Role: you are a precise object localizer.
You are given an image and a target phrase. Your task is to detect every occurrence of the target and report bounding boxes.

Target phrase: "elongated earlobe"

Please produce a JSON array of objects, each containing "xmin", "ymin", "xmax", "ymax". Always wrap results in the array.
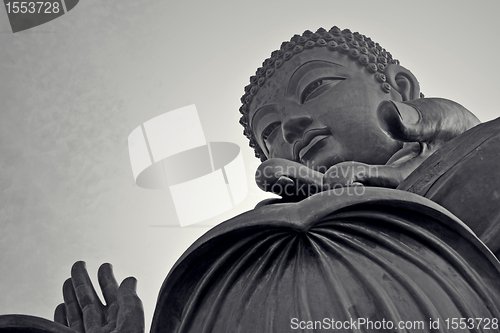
[{"xmin": 384, "ymin": 64, "xmax": 420, "ymax": 101}]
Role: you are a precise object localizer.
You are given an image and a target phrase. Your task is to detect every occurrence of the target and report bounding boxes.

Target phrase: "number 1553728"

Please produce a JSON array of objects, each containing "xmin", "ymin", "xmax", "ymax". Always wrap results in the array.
[{"xmin": 5, "ymin": 2, "xmax": 60, "ymax": 14}]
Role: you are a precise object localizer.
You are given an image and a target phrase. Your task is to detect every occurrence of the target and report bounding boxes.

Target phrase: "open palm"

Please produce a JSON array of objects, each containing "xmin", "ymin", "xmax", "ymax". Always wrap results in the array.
[{"xmin": 54, "ymin": 261, "xmax": 144, "ymax": 333}]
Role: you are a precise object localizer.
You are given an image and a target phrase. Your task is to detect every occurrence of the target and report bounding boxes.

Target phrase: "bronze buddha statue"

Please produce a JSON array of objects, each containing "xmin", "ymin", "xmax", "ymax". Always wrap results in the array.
[
  {"xmin": 3, "ymin": 26, "xmax": 500, "ymax": 333},
  {"xmin": 241, "ymin": 27, "xmax": 479, "ymax": 196}
]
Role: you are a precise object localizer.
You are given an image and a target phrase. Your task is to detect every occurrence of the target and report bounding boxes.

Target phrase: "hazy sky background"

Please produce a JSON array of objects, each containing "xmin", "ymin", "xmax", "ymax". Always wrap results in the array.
[{"xmin": 1, "ymin": 0, "xmax": 499, "ymax": 330}]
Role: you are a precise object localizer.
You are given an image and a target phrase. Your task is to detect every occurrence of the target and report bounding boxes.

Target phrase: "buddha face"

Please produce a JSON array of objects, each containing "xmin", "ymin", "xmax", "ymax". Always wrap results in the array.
[{"xmin": 248, "ymin": 47, "xmax": 405, "ymax": 172}]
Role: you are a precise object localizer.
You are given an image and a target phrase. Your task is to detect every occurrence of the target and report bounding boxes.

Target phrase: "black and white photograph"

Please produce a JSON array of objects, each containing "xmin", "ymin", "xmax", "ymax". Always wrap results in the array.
[{"xmin": 1, "ymin": 0, "xmax": 500, "ymax": 332}]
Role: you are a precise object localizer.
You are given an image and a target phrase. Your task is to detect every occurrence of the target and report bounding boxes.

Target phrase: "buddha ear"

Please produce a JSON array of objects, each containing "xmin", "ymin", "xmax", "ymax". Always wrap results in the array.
[{"xmin": 384, "ymin": 64, "xmax": 421, "ymax": 101}]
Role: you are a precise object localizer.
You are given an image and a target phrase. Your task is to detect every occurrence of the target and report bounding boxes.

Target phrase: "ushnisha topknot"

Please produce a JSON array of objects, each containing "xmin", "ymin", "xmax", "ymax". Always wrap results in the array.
[{"xmin": 239, "ymin": 26, "xmax": 403, "ymax": 162}]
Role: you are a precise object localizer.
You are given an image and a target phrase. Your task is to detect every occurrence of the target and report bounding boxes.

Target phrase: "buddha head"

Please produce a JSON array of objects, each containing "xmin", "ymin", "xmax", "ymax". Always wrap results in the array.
[{"xmin": 239, "ymin": 27, "xmax": 421, "ymax": 172}]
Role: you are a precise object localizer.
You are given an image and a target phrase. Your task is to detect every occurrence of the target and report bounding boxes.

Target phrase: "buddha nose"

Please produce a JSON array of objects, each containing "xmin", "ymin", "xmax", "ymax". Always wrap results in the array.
[{"xmin": 282, "ymin": 115, "xmax": 313, "ymax": 143}]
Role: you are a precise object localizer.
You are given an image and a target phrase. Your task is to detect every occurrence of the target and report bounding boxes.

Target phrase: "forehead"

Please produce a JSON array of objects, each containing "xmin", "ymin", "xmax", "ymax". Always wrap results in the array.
[{"xmin": 247, "ymin": 47, "xmax": 366, "ymax": 120}]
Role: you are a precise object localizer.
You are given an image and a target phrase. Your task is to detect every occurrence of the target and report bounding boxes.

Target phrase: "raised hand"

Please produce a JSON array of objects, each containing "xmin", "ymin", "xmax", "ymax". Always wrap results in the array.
[{"xmin": 54, "ymin": 261, "xmax": 144, "ymax": 333}]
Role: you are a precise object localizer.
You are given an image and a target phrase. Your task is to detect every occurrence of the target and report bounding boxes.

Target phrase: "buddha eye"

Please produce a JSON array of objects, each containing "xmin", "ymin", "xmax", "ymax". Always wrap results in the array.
[
  {"xmin": 262, "ymin": 121, "xmax": 281, "ymax": 141},
  {"xmin": 261, "ymin": 121, "xmax": 281, "ymax": 153},
  {"xmin": 301, "ymin": 78, "xmax": 345, "ymax": 104}
]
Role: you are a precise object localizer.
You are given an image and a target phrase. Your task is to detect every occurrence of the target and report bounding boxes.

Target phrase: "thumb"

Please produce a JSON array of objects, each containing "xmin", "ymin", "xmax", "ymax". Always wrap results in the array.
[
  {"xmin": 255, "ymin": 158, "xmax": 323, "ymax": 192},
  {"xmin": 113, "ymin": 277, "xmax": 144, "ymax": 333},
  {"xmin": 377, "ymin": 98, "xmax": 479, "ymax": 144}
]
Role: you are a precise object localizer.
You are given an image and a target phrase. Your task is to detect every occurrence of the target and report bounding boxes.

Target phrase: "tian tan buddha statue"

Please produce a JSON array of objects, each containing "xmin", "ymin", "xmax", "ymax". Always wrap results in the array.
[{"xmin": 3, "ymin": 26, "xmax": 500, "ymax": 333}]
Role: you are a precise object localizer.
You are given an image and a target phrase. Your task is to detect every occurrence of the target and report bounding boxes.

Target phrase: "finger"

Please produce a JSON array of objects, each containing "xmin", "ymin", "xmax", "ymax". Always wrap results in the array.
[
  {"xmin": 62, "ymin": 278, "xmax": 84, "ymax": 333},
  {"xmin": 98, "ymin": 263, "xmax": 119, "ymax": 326},
  {"xmin": 256, "ymin": 158, "xmax": 323, "ymax": 192},
  {"xmin": 377, "ymin": 98, "xmax": 479, "ymax": 144},
  {"xmin": 255, "ymin": 159, "xmax": 285, "ymax": 192},
  {"xmin": 294, "ymin": 176, "xmax": 322, "ymax": 197},
  {"xmin": 270, "ymin": 175, "xmax": 295, "ymax": 196},
  {"xmin": 353, "ymin": 165, "xmax": 403, "ymax": 188},
  {"xmin": 322, "ymin": 162, "xmax": 360, "ymax": 189},
  {"xmin": 115, "ymin": 277, "xmax": 145, "ymax": 333},
  {"xmin": 71, "ymin": 261, "xmax": 104, "ymax": 331},
  {"xmin": 98, "ymin": 263, "xmax": 119, "ymax": 306},
  {"xmin": 54, "ymin": 303, "xmax": 68, "ymax": 327}
]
